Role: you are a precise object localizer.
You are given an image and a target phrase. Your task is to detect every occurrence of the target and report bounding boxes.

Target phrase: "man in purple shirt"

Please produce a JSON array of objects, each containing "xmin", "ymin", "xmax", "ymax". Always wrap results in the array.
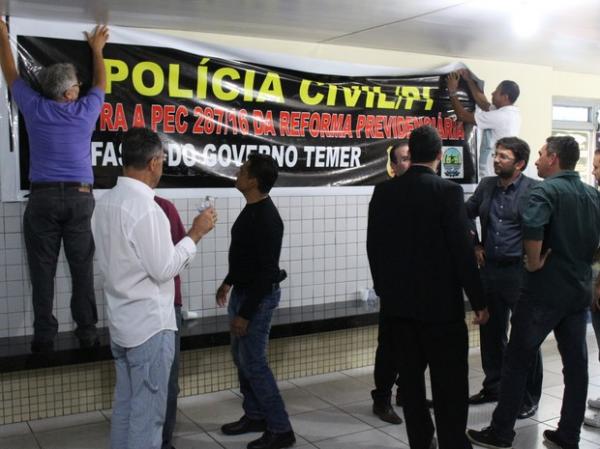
[
  {"xmin": 154, "ymin": 196, "xmax": 186, "ymax": 449},
  {"xmin": 0, "ymin": 20, "xmax": 109, "ymax": 352}
]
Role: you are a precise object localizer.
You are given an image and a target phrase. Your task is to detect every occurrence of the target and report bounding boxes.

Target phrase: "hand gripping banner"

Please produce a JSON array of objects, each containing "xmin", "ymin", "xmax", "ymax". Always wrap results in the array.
[{"xmin": 7, "ymin": 19, "xmax": 477, "ymax": 190}]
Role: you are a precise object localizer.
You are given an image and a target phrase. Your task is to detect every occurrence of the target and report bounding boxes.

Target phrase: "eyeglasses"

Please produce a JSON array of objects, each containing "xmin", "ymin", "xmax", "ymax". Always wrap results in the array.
[
  {"xmin": 493, "ymin": 152, "xmax": 515, "ymax": 162},
  {"xmin": 72, "ymin": 81, "xmax": 82, "ymax": 88}
]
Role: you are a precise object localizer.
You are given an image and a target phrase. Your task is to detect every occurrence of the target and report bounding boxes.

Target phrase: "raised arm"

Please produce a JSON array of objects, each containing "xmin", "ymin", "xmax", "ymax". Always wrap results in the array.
[
  {"xmin": 85, "ymin": 25, "xmax": 109, "ymax": 91},
  {"xmin": 0, "ymin": 19, "xmax": 18, "ymax": 88},
  {"xmin": 459, "ymin": 69, "xmax": 491, "ymax": 111},
  {"xmin": 447, "ymin": 72, "xmax": 476, "ymax": 125}
]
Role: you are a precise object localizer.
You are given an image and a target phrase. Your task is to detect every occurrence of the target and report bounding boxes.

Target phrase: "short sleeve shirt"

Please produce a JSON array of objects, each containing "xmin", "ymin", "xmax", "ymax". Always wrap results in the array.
[{"xmin": 11, "ymin": 78, "xmax": 104, "ymax": 183}]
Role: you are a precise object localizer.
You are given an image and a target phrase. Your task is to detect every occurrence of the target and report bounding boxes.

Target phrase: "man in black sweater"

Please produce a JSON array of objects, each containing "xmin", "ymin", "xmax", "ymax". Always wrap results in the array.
[
  {"xmin": 367, "ymin": 125, "xmax": 488, "ymax": 449},
  {"xmin": 216, "ymin": 154, "xmax": 294, "ymax": 449}
]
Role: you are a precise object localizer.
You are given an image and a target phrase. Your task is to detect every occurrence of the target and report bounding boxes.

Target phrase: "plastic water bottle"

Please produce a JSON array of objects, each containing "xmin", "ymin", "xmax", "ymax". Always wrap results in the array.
[
  {"xmin": 197, "ymin": 195, "xmax": 215, "ymax": 213},
  {"xmin": 360, "ymin": 288, "xmax": 379, "ymax": 312}
]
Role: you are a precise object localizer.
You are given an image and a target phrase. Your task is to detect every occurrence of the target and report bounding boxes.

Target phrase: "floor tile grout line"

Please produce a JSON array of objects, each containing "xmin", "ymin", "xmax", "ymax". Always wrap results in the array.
[
  {"xmin": 203, "ymin": 428, "xmax": 228, "ymax": 449},
  {"xmin": 26, "ymin": 415, "xmax": 109, "ymax": 437}
]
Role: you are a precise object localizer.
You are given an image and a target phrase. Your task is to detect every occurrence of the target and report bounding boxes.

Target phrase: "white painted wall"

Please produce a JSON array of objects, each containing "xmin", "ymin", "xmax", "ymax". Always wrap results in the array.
[{"xmin": 1, "ymin": 28, "xmax": 599, "ymax": 338}]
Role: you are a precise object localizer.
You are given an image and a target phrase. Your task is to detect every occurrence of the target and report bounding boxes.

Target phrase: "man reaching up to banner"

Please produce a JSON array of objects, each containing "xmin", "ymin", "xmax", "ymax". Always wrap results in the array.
[
  {"xmin": 447, "ymin": 70, "xmax": 521, "ymax": 179},
  {"xmin": 0, "ymin": 19, "xmax": 108, "ymax": 352}
]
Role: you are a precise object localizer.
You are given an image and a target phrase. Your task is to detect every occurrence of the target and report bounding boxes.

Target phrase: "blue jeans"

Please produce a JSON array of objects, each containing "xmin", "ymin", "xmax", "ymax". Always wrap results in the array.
[
  {"xmin": 228, "ymin": 287, "xmax": 292, "ymax": 433},
  {"xmin": 491, "ymin": 297, "xmax": 588, "ymax": 445},
  {"xmin": 479, "ymin": 262, "xmax": 542, "ymax": 408},
  {"xmin": 111, "ymin": 330, "xmax": 175, "ymax": 449},
  {"xmin": 23, "ymin": 185, "xmax": 97, "ymax": 343},
  {"xmin": 162, "ymin": 306, "xmax": 182, "ymax": 449}
]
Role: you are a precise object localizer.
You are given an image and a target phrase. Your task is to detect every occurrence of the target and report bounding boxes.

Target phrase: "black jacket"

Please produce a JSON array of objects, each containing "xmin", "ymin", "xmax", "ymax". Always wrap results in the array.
[
  {"xmin": 367, "ymin": 165, "xmax": 485, "ymax": 322},
  {"xmin": 465, "ymin": 174, "xmax": 538, "ymax": 246}
]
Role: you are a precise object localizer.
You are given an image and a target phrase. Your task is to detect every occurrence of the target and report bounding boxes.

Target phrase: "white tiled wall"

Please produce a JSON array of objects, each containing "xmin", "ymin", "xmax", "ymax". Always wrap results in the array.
[{"xmin": 0, "ymin": 194, "xmax": 373, "ymax": 338}]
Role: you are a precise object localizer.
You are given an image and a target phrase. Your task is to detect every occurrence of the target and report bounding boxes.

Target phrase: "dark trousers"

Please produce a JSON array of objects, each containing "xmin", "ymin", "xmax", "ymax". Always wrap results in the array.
[
  {"xmin": 372, "ymin": 313, "xmax": 400, "ymax": 406},
  {"xmin": 23, "ymin": 186, "xmax": 97, "ymax": 343},
  {"xmin": 162, "ymin": 305, "xmax": 182, "ymax": 449},
  {"xmin": 392, "ymin": 318, "xmax": 472, "ymax": 449},
  {"xmin": 592, "ymin": 307, "xmax": 600, "ymax": 363},
  {"xmin": 479, "ymin": 262, "xmax": 542, "ymax": 407},
  {"xmin": 228, "ymin": 287, "xmax": 292, "ymax": 433},
  {"xmin": 491, "ymin": 298, "xmax": 588, "ymax": 444}
]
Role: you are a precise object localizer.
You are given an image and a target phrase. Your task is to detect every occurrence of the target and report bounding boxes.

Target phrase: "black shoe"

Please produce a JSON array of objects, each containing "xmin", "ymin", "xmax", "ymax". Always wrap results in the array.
[
  {"xmin": 466, "ymin": 426, "xmax": 512, "ymax": 448},
  {"xmin": 247, "ymin": 430, "xmax": 296, "ymax": 449},
  {"xmin": 517, "ymin": 403, "xmax": 538, "ymax": 420},
  {"xmin": 543, "ymin": 430, "xmax": 579, "ymax": 449},
  {"xmin": 78, "ymin": 335, "xmax": 100, "ymax": 349},
  {"xmin": 395, "ymin": 395, "xmax": 433, "ymax": 408},
  {"xmin": 469, "ymin": 390, "xmax": 498, "ymax": 405},
  {"xmin": 31, "ymin": 339, "xmax": 54, "ymax": 353},
  {"xmin": 372, "ymin": 404, "xmax": 403, "ymax": 424},
  {"xmin": 221, "ymin": 416, "xmax": 267, "ymax": 435}
]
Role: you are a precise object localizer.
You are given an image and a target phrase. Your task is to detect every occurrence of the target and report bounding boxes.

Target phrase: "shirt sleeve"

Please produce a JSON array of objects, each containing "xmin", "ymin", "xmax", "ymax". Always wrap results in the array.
[
  {"xmin": 130, "ymin": 208, "xmax": 196, "ymax": 284},
  {"xmin": 77, "ymin": 87, "xmax": 105, "ymax": 127},
  {"xmin": 474, "ymin": 105, "xmax": 503, "ymax": 130},
  {"xmin": 367, "ymin": 183, "xmax": 384, "ymax": 296},
  {"xmin": 442, "ymin": 183, "xmax": 485, "ymax": 311},
  {"xmin": 522, "ymin": 185, "xmax": 553, "ymax": 241},
  {"xmin": 464, "ymin": 180, "xmax": 486, "ymax": 245},
  {"xmin": 10, "ymin": 78, "xmax": 40, "ymax": 117},
  {"xmin": 156, "ymin": 197, "xmax": 187, "ymax": 245}
]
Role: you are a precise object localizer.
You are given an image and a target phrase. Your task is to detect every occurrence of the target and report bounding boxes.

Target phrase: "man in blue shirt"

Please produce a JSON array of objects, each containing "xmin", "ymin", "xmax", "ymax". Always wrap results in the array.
[
  {"xmin": 0, "ymin": 20, "xmax": 108, "ymax": 352},
  {"xmin": 465, "ymin": 137, "xmax": 542, "ymax": 420}
]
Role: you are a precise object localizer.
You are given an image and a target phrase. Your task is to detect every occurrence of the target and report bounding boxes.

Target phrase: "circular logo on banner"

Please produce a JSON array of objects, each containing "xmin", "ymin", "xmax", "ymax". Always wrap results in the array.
[{"xmin": 442, "ymin": 146, "xmax": 463, "ymax": 179}]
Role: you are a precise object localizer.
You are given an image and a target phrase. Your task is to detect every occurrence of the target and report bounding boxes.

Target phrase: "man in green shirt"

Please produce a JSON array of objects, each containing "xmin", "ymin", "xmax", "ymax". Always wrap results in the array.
[{"xmin": 468, "ymin": 136, "xmax": 600, "ymax": 449}]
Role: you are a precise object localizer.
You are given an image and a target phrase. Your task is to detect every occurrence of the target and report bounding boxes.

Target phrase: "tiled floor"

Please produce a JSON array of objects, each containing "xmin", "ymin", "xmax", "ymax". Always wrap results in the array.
[{"xmin": 2, "ymin": 331, "xmax": 600, "ymax": 449}]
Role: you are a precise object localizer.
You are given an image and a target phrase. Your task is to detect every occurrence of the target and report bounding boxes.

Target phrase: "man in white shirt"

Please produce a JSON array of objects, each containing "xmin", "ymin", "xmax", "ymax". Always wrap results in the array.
[
  {"xmin": 447, "ymin": 70, "xmax": 521, "ymax": 178},
  {"xmin": 92, "ymin": 127, "xmax": 216, "ymax": 449}
]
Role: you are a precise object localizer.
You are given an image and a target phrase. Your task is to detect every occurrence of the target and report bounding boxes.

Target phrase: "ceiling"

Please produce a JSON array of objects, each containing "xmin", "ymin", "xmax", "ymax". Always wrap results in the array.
[{"xmin": 2, "ymin": 0, "xmax": 600, "ymax": 75}]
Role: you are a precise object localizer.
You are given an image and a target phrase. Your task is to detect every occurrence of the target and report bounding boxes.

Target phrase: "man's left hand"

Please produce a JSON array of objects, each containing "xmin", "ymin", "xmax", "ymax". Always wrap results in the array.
[
  {"xmin": 85, "ymin": 25, "xmax": 109, "ymax": 53},
  {"xmin": 524, "ymin": 248, "xmax": 552, "ymax": 272},
  {"xmin": 472, "ymin": 307, "xmax": 489, "ymax": 325},
  {"xmin": 230, "ymin": 316, "xmax": 249, "ymax": 336}
]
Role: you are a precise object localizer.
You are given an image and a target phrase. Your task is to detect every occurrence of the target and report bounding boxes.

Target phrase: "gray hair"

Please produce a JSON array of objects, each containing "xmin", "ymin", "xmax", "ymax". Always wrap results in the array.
[{"xmin": 38, "ymin": 63, "xmax": 78, "ymax": 100}]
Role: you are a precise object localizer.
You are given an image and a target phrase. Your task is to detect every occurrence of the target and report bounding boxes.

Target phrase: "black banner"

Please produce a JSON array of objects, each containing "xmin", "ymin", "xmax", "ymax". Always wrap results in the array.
[{"xmin": 16, "ymin": 35, "xmax": 476, "ymax": 189}]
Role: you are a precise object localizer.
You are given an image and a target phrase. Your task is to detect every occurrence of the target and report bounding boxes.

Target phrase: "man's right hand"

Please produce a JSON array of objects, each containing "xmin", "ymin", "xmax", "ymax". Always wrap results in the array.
[
  {"xmin": 187, "ymin": 206, "xmax": 216, "ymax": 243},
  {"xmin": 472, "ymin": 307, "xmax": 489, "ymax": 326},
  {"xmin": 85, "ymin": 25, "xmax": 109, "ymax": 53},
  {"xmin": 458, "ymin": 68, "xmax": 471, "ymax": 81},
  {"xmin": 216, "ymin": 283, "xmax": 231, "ymax": 307},
  {"xmin": 474, "ymin": 245, "xmax": 485, "ymax": 268}
]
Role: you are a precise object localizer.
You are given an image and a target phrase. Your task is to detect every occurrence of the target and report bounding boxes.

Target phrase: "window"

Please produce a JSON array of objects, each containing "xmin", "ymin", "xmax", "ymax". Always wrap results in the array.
[{"xmin": 552, "ymin": 101, "xmax": 600, "ymax": 186}]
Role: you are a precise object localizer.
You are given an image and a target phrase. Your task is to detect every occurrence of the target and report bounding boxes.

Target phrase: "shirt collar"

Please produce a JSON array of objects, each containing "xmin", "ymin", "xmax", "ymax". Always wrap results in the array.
[
  {"xmin": 408, "ymin": 164, "xmax": 436, "ymax": 175},
  {"xmin": 116, "ymin": 176, "xmax": 155, "ymax": 199},
  {"xmin": 545, "ymin": 170, "xmax": 580, "ymax": 181},
  {"xmin": 496, "ymin": 172, "xmax": 523, "ymax": 191}
]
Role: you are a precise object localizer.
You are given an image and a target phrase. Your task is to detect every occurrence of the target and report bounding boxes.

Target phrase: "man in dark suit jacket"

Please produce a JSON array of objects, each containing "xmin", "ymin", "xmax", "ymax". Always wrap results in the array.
[
  {"xmin": 465, "ymin": 137, "xmax": 542, "ymax": 420},
  {"xmin": 367, "ymin": 125, "xmax": 488, "ymax": 449}
]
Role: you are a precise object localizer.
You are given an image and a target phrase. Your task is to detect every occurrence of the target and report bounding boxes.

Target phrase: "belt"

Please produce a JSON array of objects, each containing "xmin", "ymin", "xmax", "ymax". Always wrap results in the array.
[
  {"xmin": 30, "ymin": 182, "xmax": 92, "ymax": 191},
  {"xmin": 487, "ymin": 257, "xmax": 522, "ymax": 267}
]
